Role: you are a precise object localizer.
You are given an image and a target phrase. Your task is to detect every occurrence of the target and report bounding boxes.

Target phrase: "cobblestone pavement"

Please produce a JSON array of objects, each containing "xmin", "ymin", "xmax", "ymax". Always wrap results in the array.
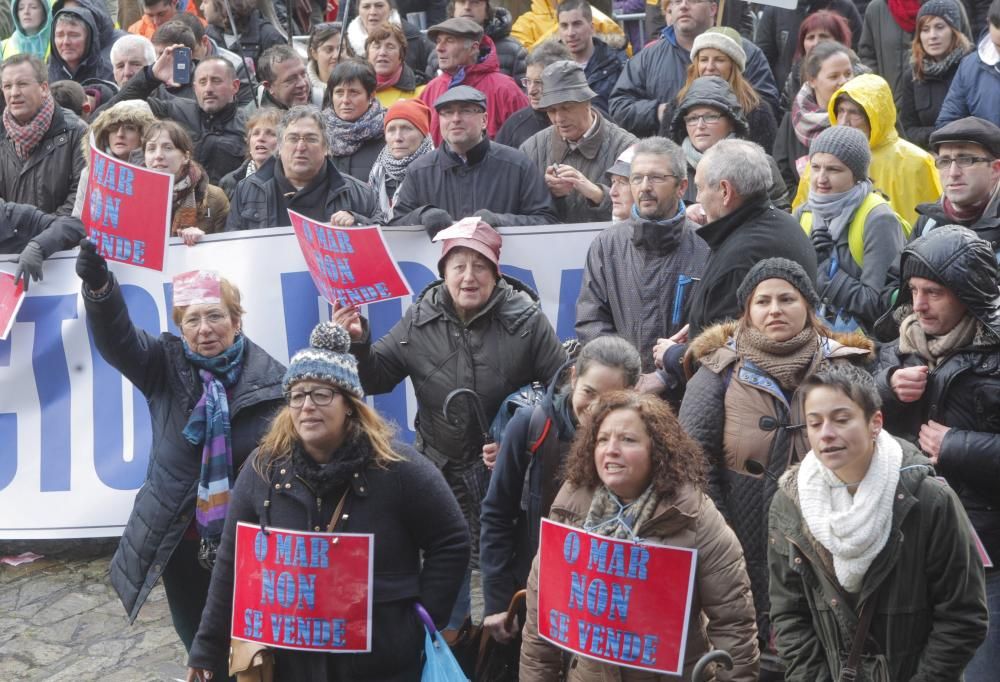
[{"xmin": 0, "ymin": 539, "xmax": 485, "ymax": 682}]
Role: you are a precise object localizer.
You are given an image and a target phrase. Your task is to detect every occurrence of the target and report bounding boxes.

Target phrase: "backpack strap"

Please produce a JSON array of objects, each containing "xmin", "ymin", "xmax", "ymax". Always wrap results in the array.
[{"xmin": 528, "ymin": 409, "xmax": 553, "ymax": 455}]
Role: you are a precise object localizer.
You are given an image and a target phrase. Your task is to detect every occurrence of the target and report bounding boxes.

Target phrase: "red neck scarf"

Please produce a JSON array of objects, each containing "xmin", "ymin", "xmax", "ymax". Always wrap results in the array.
[
  {"xmin": 888, "ymin": 0, "xmax": 921, "ymax": 33},
  {"xmin": 375, "ymin": 64, "xmax": 403, "ymax": 91},
  {"xmin": 943, "ymin": 195, "xmax": 990, "ymax": 224}
]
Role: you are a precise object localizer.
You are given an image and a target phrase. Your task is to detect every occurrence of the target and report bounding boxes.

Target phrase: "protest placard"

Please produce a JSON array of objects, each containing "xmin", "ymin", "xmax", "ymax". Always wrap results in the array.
[
  {"xmin": 537, "ymin": 518, "xmax": 697, "ymax": 676},
  {"xmin": 0, "ymin": 272, "xmax": 25, "ymax": 340},
  {"xmin": 289, "ymin": 210, "xmax": 412, "ymax": 307},
  {"xmin": 231, "ymin": 522, "xmax": 374, "ymax": 652},
  {"xmin": 81, "ymin": 142, "xmax": 173, "ymax": 271}
]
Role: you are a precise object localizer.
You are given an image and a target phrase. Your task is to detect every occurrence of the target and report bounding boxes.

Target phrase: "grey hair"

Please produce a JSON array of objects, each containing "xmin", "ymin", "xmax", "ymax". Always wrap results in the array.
[
  {"xmin": 110, "ymin": 34, "xmax": 156, "ymax": 65},
  {"xmin": 277, "ymin": 105, "xmax": 330, "ymax": 151},
  {"xmin": 699, "ymin": 139, "xmax": 771, "ymax": 197},
  {"xmin": 803, "ymin": 363, "xmax": 882, "ymax": 419},
  {"xmin": 526, "ymin": 39, "xmax": 572, "ymax": 68},
  {"xmin": 631, "ymin": 136, "xmax": 685, "ymax": 179}
]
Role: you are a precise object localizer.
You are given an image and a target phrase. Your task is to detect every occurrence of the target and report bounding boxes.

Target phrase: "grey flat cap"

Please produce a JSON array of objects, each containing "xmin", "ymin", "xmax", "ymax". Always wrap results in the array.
[
  {"xmin": 427, "ymin": 17, "xmax": 484, "ymax": 42},
  {"xmin": 433, "ymin": 85, "xmax": 487, "ymax": 111}
]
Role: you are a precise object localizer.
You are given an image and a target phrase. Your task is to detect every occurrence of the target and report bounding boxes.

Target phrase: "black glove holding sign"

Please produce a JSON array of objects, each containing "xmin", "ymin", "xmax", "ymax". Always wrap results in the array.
[
  {"xmin": 13, "ymin": 241, "xmax": 44, "ymax": 291},
  {"xmin": 75, "ymin": 238, "xmax": 110, "ymax": 292}
]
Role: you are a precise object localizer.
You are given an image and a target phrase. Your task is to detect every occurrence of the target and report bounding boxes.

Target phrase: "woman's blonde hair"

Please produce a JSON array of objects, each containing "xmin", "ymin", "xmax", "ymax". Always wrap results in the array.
[
  {"xmin": 254, "ymin": 390, "xmax": 403, "ymax": 478},
  {"xmin": 676, "ymin": 55, "xmax": 760, "ymax": 114}
]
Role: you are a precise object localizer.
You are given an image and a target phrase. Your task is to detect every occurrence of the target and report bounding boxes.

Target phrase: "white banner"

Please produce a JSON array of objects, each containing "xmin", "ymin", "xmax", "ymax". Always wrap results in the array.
[{"xmin": 0, "ymin": 223, "xmax": 606, "ymax": 539}]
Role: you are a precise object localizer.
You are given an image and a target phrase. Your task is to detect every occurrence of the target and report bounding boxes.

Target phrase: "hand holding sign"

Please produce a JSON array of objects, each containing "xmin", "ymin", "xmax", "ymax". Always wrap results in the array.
[{"xmin": 331, "ymin": 300, "xmax": 363, "ymax": 341}]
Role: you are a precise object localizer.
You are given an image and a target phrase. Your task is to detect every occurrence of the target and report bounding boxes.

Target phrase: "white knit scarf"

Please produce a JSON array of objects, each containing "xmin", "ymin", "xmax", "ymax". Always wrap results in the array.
[{"xmin": 797, "ymin": 430, "xmax": 902, "ymax": 593}]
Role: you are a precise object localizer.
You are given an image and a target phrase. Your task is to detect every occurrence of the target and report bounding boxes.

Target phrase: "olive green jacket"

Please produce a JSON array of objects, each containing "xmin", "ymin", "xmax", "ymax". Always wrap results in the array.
[{"xmin": 767, "ymin": 441, "xmax": 988, "ymax": 681}]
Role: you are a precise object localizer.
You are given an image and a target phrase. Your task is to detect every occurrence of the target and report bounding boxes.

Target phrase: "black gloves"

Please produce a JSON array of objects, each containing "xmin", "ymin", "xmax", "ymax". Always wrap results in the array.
[
  {"xmin": 810, "ymin": 224, "xmax": 835, "ymax": 262},
  {"xmin": 14, "ymin": 241, "xmax": 44, "ymax": 291},
  {"xmin": 75, "ymin": 238, "xmax": 110, "ymax": 292},
  {"xmin": 473, "ymin": 209, "xmax": 502, "ymax": 228},
  {"xmin": 420, "ymin": 208, "xmax": 454, "ymax": 238}
]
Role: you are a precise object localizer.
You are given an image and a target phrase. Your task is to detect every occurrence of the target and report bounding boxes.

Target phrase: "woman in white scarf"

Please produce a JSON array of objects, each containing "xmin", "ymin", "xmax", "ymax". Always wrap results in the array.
[{"xmin": 767, "ymin": 363, "xmax": 988, "ymax": 681}]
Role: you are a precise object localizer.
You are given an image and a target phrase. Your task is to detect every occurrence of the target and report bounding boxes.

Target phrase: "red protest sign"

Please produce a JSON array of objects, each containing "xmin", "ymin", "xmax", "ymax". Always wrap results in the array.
[
  {"xmin": 81, "ymin": 142, "xmax": 173, "ymax": 271},
  {"xmin": 231, "ymin": 522, "xmax": 374, "ymax": 653},
  {"xmin": 537, "ymin": 518, "xmax": 697, "ymax": 676},
  {"xmin": 289, "ymin": 210, "xmax": 412, "ymax": 306},
  {"xmin": 0, "ymin": 272, "xmax": 26, "ymax": 340}
]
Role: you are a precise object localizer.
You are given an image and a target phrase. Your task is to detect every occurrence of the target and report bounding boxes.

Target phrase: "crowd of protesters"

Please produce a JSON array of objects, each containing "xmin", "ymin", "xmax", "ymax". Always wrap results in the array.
[{"xmin": 2, "ymin": 0, "xmax": 1000, "ymax": 679}]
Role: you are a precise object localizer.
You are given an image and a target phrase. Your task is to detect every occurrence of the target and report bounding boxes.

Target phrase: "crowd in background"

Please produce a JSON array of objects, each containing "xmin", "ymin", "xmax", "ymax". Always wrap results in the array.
[{"xmin": 2, "ymin": 0, "xmax": 1000, "ymax": 679}]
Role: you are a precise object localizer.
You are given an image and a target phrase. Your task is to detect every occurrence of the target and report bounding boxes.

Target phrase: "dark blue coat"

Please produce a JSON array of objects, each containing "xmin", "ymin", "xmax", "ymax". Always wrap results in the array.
[
  {"xmin": 83, "ymin": 277, "xmax": 286, "ymax": 623},
  {"xmin": 935, "ymin": 48, "xmax": 1000, "ymax": 129}
]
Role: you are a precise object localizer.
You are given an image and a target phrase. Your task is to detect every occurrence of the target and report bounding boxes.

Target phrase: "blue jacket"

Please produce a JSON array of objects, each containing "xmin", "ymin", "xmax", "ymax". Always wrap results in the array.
[
  {"xmin": 936, "ymin": 44, "xmax": 1000, "ymax": 128},
  {"xmin": 609, "ymin": 26, "xmax": 780, "ymax": 137}
]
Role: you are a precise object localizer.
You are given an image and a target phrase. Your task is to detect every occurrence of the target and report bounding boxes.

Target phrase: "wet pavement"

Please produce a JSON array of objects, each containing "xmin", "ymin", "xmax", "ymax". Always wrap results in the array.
[{"xmin": 0, "ymin": 538, "xmax": 485, "ymax": 681}]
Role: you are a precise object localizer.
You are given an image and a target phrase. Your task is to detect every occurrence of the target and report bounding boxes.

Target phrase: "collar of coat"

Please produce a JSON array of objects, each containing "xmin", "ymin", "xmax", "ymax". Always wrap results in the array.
[
  {"xmin": 684, "ymin": 320, "xmax": 873, "ymax": 379},
  {"xmin": 405, "ymin": 274, "xmax": 542, "ymax": 335},
  {"xmin": 548, "ymin": 481, "xmax": 703, "ymax": 539},
  {"xmin": 916, "ymin": 188, "xmax": 1000, "ymax": 238},
  {"xmin": 440, "ymin": 134, "xmax": 491, "ymax": 167},
  {"xmin": 548, "ymin": 109, "xmax": 605, "ymax": 161},
  {"xmin": 695, "ymin": 193, "xmax": 772, "ymax": 249}
]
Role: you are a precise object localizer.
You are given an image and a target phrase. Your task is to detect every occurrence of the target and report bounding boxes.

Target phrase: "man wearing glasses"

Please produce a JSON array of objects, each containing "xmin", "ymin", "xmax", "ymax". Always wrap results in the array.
[
  {"xmin": 576, "ymin": 136, "xmax": 709, "ymax": 399},
  {"xmin": 225, "ymin": 106, "xmax": 380, "ymax": 231},
  {"xmin": 913, "ymin": 117, "xmax": 1000, "ymax": 246}
]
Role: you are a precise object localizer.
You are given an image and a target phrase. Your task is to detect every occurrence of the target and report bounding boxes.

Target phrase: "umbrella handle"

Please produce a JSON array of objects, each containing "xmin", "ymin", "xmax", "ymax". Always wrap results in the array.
[
  {"xmin": 413, "ymin": 602, "xmax": 435, "ymax": 635},
  {"xmin": 692, "ymin": 650, "xmax": 733, "ymax": 681}
]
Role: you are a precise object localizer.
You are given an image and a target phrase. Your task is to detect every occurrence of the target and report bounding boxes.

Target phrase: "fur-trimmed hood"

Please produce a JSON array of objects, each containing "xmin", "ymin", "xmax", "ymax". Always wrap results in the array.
[
  {"xmin": 81, "ymin": 100, "xmax": 157, "ymax": 162},
  {"xmin": 684, "ymin": 320, "xmax": 873, "ymax": 378}
]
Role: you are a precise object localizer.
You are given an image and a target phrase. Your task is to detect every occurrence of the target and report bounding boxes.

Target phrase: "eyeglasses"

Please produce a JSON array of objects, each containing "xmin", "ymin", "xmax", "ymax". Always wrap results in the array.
[
  {"xmin": 684, "ymin": 113, "xmax": 723, "ymax": 126},
  {"xmin": 286, "ymin": 387, "xmax": 338, "ymax": 408},
  {"xmin": 520, "ymin": 78, "xmax": 543, "ymax": 89},
  {"xmin": 629, "ymin": 173, "xmax": 677, "ymax": 186},
  {"xmin": 283, "ymin": 133, "xmax": 323, "ymax": 147},
  {"xmin": 181, "ymin": 312, "xmax": 229, "ymax": 330},
  {"xmin": 934, "ymin": 155, "xmax": 993, "ymax": 169}
]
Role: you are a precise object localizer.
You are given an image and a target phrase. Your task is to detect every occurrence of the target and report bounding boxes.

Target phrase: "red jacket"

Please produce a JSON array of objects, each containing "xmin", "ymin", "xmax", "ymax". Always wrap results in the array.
[{"xmin": 420, "ymin": 36, "xmax": 529, "ymax": 145}]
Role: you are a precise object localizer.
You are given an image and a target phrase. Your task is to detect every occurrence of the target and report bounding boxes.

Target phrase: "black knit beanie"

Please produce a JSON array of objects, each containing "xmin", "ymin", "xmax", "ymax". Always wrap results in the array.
[{"xmin": 736, "ymin": 258, "xmax": 820, "ymax": 310}]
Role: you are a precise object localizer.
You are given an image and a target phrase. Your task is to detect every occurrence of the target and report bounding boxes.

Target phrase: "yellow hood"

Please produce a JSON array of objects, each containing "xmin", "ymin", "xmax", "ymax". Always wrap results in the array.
[
  {"xmin": 511, "ymin": 0, "xmax": 624, "ymax": 51},
  {"xmin": 827, "ymin": 74, "xmax": 898, "ymax": 151}
]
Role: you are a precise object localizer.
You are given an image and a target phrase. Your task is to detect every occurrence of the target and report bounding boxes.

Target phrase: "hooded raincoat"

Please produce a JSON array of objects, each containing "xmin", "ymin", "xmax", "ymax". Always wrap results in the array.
[
  {"xmin": 47, "ymin": 4, "xmax": 114, "ymax": 84},
  {"xmin": 0, "ymin": 0, "xmax": 53, "ymax": 60},
  {"xmin": 792, "ymin": 74, "xmax": 942, "ymax": 225}
]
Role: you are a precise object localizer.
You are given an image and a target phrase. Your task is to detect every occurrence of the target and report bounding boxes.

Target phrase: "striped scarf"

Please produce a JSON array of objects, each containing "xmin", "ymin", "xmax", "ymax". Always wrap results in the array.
[{"xmin": 182, "ymin": 335, "xmax": 246, "ymax": 540}]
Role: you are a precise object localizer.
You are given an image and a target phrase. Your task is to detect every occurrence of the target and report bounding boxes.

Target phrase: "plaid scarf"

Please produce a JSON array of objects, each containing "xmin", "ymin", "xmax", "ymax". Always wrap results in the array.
[
  {"xmin": 3, "ymin": 94, "xmax": 55, "ymax": 161},
  {"xmin": 182, "ymin": 335, "xmax": 246, "ymax": 540},
  {"xmin": 325, "ymin": 100, "xmax": 386, "ymax": 157},
  {"xmin": 791, "ymin": 83, "xmax": 830, "ymax": 147}
]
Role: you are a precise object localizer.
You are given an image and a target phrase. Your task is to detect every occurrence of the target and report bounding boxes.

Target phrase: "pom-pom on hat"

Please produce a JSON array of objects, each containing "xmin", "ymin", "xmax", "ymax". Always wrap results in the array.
[{"xmin": 283, "ymin": 321, "xmax": 363, "ymax": 398}]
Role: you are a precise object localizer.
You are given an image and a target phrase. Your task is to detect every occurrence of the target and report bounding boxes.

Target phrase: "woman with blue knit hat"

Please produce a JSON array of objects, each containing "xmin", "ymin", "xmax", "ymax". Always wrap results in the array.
[
  {"xmin": 795, "ymin": 124, "xmax": 908, "ymax": 333},
  {"xmin": 187, "ymin": 320, "xmax": 470, "ymax": 681}
]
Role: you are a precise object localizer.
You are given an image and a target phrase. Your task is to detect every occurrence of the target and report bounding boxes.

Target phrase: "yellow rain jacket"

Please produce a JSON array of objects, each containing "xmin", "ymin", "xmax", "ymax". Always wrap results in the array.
[
  {"xmin": 792, "ymin": 74, "xmax": 941, "ymax": 225},
  {"xmin": 510, "ymin": 0, "xmax": 625, "ymax": 52}
]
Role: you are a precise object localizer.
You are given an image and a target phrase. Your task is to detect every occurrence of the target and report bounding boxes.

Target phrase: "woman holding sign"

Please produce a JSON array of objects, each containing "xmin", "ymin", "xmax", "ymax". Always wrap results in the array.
[
  {"xmin": 186, "ymin": 321, "xmax": 469, "ymax": 680},
  {"xmin": 519, "ymin": 391, "xmax": 760, "ymax": 681},
  {"xmin": 767, "ymin": 363, "xmax": 987, "ymax": 680},
  {"xmin": 73, "ymin": 255, "xmax": 287, "ymax": 677}
]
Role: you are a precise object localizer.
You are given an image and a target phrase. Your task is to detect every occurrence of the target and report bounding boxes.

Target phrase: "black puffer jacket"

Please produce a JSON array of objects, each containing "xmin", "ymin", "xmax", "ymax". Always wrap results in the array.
[
  {"xmin": 0, "ymin": 104, "xmax": 87, "ymax": 216},
  {"xmin": 390, "ymin": 136, "xmax": 558, "ymax": 227},
  {"xmin": 425, "ymin": 8, "xmax": 527, "ymax": 83},
  {"xmin": 495, "ymin": 106, "xmax": 550, "ymax": 150},
  {"xmin": 584, "ymin": 37, "xmax": 627, "ymax": 116},
  {"xmin": 0, "ymin": 199, "xmax": 85, "ymax": 256},
  {"xmin": 875, "ymin": 226, "xmax": 1000, "ymax": 562},
  {"xmin": 353, "ymin": 276, "xmax": 567, "ymax": 467},
  {"xmin": 225, "ymin": 156, "xmax": 380, "ymax": 230},
  {"xmin": 82, "ymin": 276, "xmax": 286, "ymax": 623},
  {"xmin": 754, "ymin": 0, "xmax": 862, "ymax": 97},
  {"xmin": 187, "ymin": 439, "xmax": 470, "ymax": 678},
  {"xmin": 898, "ymin": 55, "xmax": 964, "ymax": 150},
  {"xmin": 47, "ymin": 5, "xmax": 115, "ymax": 84},
  {"xmin": 101, "ymin": 66, "xmax": 247, "ymax": 184},
  {"xmin": 401, "ymin": 18, "xmax": 433, "ymax": 84}
]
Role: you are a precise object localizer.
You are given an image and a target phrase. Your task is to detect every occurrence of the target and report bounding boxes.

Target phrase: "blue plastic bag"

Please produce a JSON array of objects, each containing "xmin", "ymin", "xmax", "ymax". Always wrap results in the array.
[{"xmin": 415, "ymin": 603, "xmax": 469, "ymax": 682}]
